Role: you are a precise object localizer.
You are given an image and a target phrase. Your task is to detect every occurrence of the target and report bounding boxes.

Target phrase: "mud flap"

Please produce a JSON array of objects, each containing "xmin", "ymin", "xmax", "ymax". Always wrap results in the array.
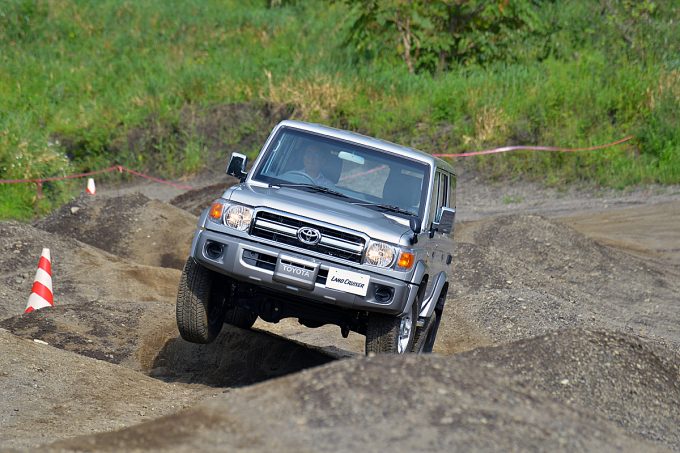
[
  {"xmin": 411, "ymin": 314, "xmax": 435, "ymax": 353},
  {"xmin": 412, "ymin": 288, "xmax": 447, "ymax": 353}
]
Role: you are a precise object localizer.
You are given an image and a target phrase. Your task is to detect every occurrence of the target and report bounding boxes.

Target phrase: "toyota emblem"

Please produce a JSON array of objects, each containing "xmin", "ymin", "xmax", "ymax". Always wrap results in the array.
[{"xmin": 297, "ymin": 226, "xmax": 321, "ymax": 245}]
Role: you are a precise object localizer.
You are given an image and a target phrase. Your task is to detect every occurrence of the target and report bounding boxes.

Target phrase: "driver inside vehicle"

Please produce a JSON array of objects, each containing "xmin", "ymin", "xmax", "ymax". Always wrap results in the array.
[{"xmin": 300, "ymin": 142, "xmax": 334, "ymax": 187}]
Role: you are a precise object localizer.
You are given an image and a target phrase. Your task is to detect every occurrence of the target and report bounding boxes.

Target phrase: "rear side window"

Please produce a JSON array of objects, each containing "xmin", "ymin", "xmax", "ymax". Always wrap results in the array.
[
  {"xmin": 428, "ymin": 170, "xmax": 452, "ymax": 224},
  {"xmin": 448, "ymin": 172, "xmax": 456, "ymax": 208},
  {"xmin": 428, "ymin": 172, "xmax": 440, "ymax": 223}
]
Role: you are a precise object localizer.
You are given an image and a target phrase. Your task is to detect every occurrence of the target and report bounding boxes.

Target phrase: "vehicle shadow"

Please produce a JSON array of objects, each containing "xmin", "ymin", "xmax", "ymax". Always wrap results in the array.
[{"xmin": 149, "ymin": 325, "xmax": 340, "ymax": 388}]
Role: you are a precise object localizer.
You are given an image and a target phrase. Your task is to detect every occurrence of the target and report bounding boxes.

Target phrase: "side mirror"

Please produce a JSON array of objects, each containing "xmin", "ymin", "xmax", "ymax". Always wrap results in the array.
[
  {"xmin": 409, "ymin": 217, "xmax": 421, "ymax": 244},
  {"xmin": 409, "ymin": 217, "xmax": 421, "ymax": 234},
  {"xmin": 437, "ymin": 207, "xmax": 456, "ymax": 235},
  {"xmin": 226, "ymin": 153, "xmax": 248, "ymax": 181}
]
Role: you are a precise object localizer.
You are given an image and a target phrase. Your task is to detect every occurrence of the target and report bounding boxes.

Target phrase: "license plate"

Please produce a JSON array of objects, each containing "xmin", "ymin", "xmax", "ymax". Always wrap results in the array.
[
  {"xmin": 326, "ymin": 267, "xmax": 370, "ymax": 296},
  {"xmin": 273, "ymin": 255, "xmax": 318, "ymax": 290}
]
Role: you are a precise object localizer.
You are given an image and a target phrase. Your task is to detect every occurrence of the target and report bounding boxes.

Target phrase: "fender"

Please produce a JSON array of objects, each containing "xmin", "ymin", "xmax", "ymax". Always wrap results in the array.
[
  {"xmin": 189, "ymin": 209, "xmax": 209, "ymax": 260},
  {"xmin": 395, "ymin": 260, "xmax": 427, "ymax": 317},
  {"xmin": 419, "ymin": 271, "xmax": 447, "ymax": 319},
  {"xmin": 411, "ymin": 260, "xmax": 426, "ymax": 286}
]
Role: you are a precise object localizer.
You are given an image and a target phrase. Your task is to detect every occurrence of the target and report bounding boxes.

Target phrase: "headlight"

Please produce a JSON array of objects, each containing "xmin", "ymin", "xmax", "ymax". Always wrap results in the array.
[
  {"xmin": 364, "ymin": 241, "xmax": 396, "ymax": 268},
  {"xmin": 224, "ymin": 204, "xmax": 253, "ymax": 231}
]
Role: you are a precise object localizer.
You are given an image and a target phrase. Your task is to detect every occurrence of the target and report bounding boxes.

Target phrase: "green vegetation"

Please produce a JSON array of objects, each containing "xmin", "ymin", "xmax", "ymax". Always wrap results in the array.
[{"xmin": 1, "ymin": 0, "xmax": 678, "ymax": 218}]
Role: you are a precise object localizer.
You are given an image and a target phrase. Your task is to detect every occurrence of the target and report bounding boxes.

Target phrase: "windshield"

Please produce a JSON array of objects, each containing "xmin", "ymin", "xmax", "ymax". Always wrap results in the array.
[{"xmin": 252, "ymin": 128, "xmax": 430, "ymax": 217}]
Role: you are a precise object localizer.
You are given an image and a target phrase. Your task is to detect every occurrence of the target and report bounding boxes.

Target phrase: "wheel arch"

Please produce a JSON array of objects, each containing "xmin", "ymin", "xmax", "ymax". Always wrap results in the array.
[{"xmin": 419, "ymin": 271, "xmax": 447, "ymax": 319}]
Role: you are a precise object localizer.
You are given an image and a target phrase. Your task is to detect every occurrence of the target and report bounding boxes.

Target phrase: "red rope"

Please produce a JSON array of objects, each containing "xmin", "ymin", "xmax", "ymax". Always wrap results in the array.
[
  {"xmin": 433, "ymin": 136, "xmax": 634, "ymax": 158},
  {"xmin": 0, "ymin": 135, "xmax": 635, "ymax": 194}
]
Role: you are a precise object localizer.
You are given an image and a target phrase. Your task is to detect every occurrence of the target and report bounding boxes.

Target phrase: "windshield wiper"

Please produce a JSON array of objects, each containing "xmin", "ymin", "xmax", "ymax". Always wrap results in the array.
[
  {"xmin": 351, "ymin": 201, "xmax": 416, "ymax": 216},
  {"xmin": 270, "ymin": 183, "xmax": 353, "ymax": 200}
]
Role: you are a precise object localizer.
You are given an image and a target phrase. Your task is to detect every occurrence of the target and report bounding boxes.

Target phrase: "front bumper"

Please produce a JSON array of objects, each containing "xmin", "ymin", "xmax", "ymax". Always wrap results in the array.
[{"xmin": 191, "ymin": 229, "xmax": 418, "ymax": 316}]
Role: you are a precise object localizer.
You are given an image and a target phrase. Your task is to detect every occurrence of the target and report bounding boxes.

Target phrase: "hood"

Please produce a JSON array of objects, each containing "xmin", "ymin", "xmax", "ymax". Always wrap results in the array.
[{"xmin": 223, "ymin": 184, "xmax": 412, "ymax": 244}]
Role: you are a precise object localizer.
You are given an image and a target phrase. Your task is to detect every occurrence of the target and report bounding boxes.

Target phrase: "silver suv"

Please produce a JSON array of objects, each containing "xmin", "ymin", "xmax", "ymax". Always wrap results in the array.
[{"xmin": 176, "ymin": 120, "xmax": 456, "ymax": 354}]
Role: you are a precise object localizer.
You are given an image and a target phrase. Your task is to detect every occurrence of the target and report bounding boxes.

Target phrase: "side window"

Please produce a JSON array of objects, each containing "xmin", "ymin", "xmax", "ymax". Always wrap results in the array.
[
  {"xmin": 435, "ymin": 172, "xmax": 449, "ymax": 222},
  {"xmin": 428, "ymin": 172, "xmax": 440, "ymax": 224},
  {"xmin": 448, "ymin": 172, "xmax": 456, "ymax": 208},
  {"xmin": 439, "ymin": 173, "xmax": 449, "ymax": 208},
  {"xmin": 429, "ymin": 170, "xmax": 449, "ymax": 223}
]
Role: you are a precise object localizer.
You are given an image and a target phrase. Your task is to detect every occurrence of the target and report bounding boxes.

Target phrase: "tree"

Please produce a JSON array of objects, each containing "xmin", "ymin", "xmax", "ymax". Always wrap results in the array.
[{"xmin": 342, "ymin": 0, "xmax": 543, "ymax": 73}]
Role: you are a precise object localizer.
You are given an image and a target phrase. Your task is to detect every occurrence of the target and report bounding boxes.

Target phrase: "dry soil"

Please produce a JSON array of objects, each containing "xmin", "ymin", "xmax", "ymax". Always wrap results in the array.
[{"xmin": 0, "ymin": 175, "xmax": 678, "ymax": 452}]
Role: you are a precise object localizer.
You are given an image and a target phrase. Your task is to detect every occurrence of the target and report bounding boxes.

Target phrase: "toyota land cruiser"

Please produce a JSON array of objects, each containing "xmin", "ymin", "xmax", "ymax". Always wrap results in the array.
[{"xmin": 176, "ymin": 120, "xmax": 456, "ymax": 354}]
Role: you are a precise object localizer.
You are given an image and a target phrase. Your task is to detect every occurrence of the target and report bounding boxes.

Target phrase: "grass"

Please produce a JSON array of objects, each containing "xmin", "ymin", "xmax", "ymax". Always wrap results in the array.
[{"xmin": 0, "ymin": 0, "xmax": 678, "ymax": 219}]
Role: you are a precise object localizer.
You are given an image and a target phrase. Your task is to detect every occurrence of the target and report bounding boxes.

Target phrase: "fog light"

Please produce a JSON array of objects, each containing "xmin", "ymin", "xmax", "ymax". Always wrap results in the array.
[
  {"xmin": 374, "ymin": 285, "xmax": 394, "ymax": 303},
  {"xmin": 205, "ymin": 241, "xmax": 224, "ymax": 260}
]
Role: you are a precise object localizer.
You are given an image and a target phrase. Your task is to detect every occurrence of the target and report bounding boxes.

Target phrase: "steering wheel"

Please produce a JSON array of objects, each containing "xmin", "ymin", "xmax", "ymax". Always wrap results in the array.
[{"xmin": 280, "ymin": 170, "xmax": 316, "ymax": 184}]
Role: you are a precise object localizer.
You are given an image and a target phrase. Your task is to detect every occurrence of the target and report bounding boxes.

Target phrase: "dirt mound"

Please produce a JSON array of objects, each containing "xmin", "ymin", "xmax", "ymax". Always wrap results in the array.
[
  {"xmin": 0, "ymin": 301, "xmax": 174, "ymax": 370},
  {"xmin": 0, "ymin": 221, "xmax": 179, "ymax": 321},
  {"xmin": 33, "ymin": 193, "xmax": 196, "ymax": 270},
  {"xmin": 152, "ymin": 326, "xmax": 334, "ymax": 387},
  {"xmin": 464, "ymin": 329, "xmax": 680, "ymax": 450},
  {"xmin": 435, "ymin": 215, "xmax": 680, "ymax": 353},
  {"xmin": 170, "ymin": 182, "xmax": 233, "ymax": 215},
  {"xmin": 0, "ymin": 300, "xmax": 334, "ymax": 388},
  {"xmin": 0, "ymin": 329, "xmax": 206, "ymax": 451},
  {"xmin": 2, "ymin": 179, "xmax": 677, "ymax": 450},
  {"xmin": 46, "ymin": 329, "xmax": 672, "ymax": 452}
]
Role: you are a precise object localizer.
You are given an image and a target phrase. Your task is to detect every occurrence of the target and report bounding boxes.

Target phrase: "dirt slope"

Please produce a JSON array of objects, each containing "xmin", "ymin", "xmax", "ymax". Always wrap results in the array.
[
  {"xmin": 0, "ymin": 329, "xmax": 207, "ymax": 451},
  {"xmin": 2, "ymin": 187, "xmax": 679, "ymax": 452},
  {"xmin": 43, "ymin": 329, "xmax": 674, "ymax": 452},
  {"xmin": 0, "ymin": 304, "xmax": 335, "ymax": 388},
  {"xmin": 0, "ymin": 221, "xmax": 180, "ymax": 321},
  {"xmin": 0, "ymin": 301, "xmax": 174, "ymax": 370},
  {"xmin": 464, "ymin": 329, "xmax": 680, "ymax": 450},
  {"xmin": 170, "ymin": 181, "xmax": 234, "ymax": 215},
  {"xmin": 34, "ymin": 193, "xmax": 197, "ymax": 270},
  {"xmin": 436, "ymin": 214, "xmax": 680, "ymax": 354}
]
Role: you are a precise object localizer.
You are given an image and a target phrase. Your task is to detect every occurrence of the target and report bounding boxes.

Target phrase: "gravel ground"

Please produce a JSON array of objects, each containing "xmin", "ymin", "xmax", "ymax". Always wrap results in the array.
[
  {"xmin": 44, "ymin": 330, "xmax": 672, "ymax": 452},
  {"xmin": 34, "ymin": 193, "xmax": 196, "ymax": 270},
  {"xmin": 437, "ymin": 213, "xmax": 680, "ymax": 354},
  {"xmin": 0, "ymin": 328, "xmax": 208, "ymax": 451},
  {"xmin": 0, "ymin": 221, "xmax": 180, "ymax": 321},
  {"xmin": 464, "ymin": 329, "xmax": 680, "ymax": 450},
  {"xmin": 0, "ymin": 178, "xmax": 677, "ymax": 451}
]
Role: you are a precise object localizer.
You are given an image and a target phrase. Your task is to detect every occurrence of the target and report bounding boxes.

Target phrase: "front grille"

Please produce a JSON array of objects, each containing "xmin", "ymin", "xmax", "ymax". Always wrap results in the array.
[
  {"xmin": 250, "ymin": 211, "xmax": 365, "ymax": 263},
  {"xmin": 242, "ymin": 250, "xmax": 277, "ymax": 271},
  {"xmin": 316, "ymin": 268, "xmax": 329, "ymax": 285}
]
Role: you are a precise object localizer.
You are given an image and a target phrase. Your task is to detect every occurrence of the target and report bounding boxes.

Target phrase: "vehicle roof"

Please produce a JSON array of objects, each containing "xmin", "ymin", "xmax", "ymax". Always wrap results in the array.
[{"xmin": 276, "ymin": 120, "xmax": 456, "ymax": 175}]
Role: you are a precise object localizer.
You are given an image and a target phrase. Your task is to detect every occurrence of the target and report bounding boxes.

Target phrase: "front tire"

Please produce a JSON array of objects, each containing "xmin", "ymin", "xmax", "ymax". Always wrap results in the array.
[
  {"xmin": 176, "ymin": 258, "xmax": 225, "ymax": 344},
  {"xmin": 365, "ymin": 294, "xmax": 418, "ymax": 354}
]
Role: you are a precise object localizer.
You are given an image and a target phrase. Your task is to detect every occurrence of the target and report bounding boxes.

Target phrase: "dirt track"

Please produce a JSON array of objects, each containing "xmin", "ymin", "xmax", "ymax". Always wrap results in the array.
[{"xmin": 0, "ymin": 176, "xmax": 679, "ymax": 451}]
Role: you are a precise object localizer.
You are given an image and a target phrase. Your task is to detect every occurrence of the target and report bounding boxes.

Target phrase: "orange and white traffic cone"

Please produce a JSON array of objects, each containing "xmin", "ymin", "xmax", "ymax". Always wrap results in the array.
[
  {"xmin": 86, "ymin": 177, "xmax": 96, "ymax": 195},
  {"xmin": 25, "ymin": 248, "xmax": 54, "ymax": 313}
]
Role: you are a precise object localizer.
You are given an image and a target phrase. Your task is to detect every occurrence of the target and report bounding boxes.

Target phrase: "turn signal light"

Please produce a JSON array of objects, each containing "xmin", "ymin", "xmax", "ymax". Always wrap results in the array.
[
  {"xmin": 397, "ymin": 251, "xmax": 415, "ymax": 270},
  {"xmin": 209, "ymin": 202, "xmax": 224, "ymax": 221}
]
